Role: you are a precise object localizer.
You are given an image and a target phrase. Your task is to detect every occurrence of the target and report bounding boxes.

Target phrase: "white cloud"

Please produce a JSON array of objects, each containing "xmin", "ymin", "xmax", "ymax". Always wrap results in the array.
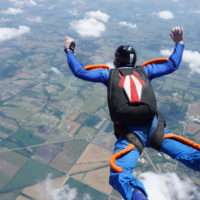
[
  {"xmin": 105, "ymin": 62, "xmax": 115, "ymax": 69},
  {"xmin": 160, "ymin": 49, "xmax": 171, "ymax": 56},
  {"xmin": 189, "ymin": 115, "xmax": 200, "ymax": 123},
  {"xmin": 38, "ymin": 177, "xmax": 77, "ymax": 200},
  {"xmin": 70, "ymin": 11, "xmax": 110, "ymax": 38},
  {"xmin": 183, "ymin": 50, "xmax": 200, "ymax": 73},
  {"xmin": 51, "ymin": 67, "xmax": 62, "ymax": 75},
  {"xmin": 72, "ymin": 0, "xmax": 84, "ymax": 5},
  {"xmin": 0, "ymin": 18, "xmax": 11, "ymax": 22},
  {"xmin": 160, "ymin": 49, "xmax": 200, "ymax": 73},
  {"xmin": 48, "ymin": 5, "xmax": 55, "ymax": 10},
  {"xmin": 71, "ymin": 18, "xmax": 105, "ymax": 37},
  {"xmin": 0, "ymin": 26, "xmax": 30, "ymax": 42},
  {"xmin": 39, "ymin": 73, "xmax": 48, "ymax": 79},
  {"xmin": 1, "ymin": 7, "xmax": 24, "ymax": 15},
  {"xmin": 140, "ymin": 172, "xmax": 200, "ymax": 200},
  {"xmin": 155, "ymin": 11, "xmax": 174, "ymax": 19},
  {"xmin": 192, "ymin": 10, "xmax": 200, "ymax": 14},
  {"xmin": 68, "ymin": 8, "xmax": 78, "ymax": 16},
  {"xmin": 9, "ymin": 0, "xmax": 37, "ymax": 7},
  {"xmin": 27, "ymin": 16, "xmax": 42, "ymax": 22},
  {"xmin": 85, "ymin": 10, "xmax": 110, "ymax": 22},
  {"xmin": 36, "ymin": 174, "xmax": 91, "ymax": 200},
  {"xmin": 119, "ymin": 21, "xmax": 137, "ymax": 29}
]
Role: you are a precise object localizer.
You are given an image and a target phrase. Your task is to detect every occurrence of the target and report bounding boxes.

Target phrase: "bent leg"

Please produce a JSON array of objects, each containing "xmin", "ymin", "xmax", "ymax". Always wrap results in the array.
[
  {"xmin": 160, "ymin": 128, "xmax": 200, "ymax": 171},
  {"xmin": 109, "ymin": 139, "xmax": 148, "ymax": 200}
]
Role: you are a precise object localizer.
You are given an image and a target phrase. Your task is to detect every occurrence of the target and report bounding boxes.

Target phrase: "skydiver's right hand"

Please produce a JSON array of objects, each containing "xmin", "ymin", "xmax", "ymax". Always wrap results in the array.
[
  {"xmin": 170, "ymin": 26, "xmax": 184, "ymax": 44},
  {"xmin": 64, "ymin": 36, "xmax": 76, "ymax": 53}
]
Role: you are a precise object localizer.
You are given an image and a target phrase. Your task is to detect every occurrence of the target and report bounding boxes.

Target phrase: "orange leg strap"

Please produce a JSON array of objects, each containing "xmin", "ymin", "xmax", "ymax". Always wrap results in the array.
[
  {"xmin": 164, "ymin": 134, "xmax": 200, "ymax": 151},
  {"xmin": 110, "ymin": 144, "xmax": 135, "ymax": 173}
]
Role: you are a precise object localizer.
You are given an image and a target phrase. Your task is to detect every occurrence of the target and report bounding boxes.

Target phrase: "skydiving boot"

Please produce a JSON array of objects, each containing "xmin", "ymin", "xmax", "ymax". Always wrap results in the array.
[{"xmin": 132, "ymin": 188, "xmax": 148, "ymax": 200}]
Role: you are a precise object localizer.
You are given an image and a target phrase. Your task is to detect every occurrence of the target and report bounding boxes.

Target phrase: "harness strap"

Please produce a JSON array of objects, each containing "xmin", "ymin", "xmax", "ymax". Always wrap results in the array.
[
  {"xmin": 164, "ymin": 134, "xmax": 200, "ymax": 151},
  {"xmin": 84, "ymin": 58, "xmax": 168, "ymax": 71},
  {"xmin": 125, "ymin": 133, "xmax": 144, "ymax": 154},
  {"xmin": 114, "ymin": 124, "xmax": 144, "ymax": 154},
  {"xmin": 84, "ymin": 64, "xmax": 110, "ymax": 71},
  {"xmin": 142, "ymin": 58, "xmax": 168, "ymax": 67},
  {"xmin": 149, "ymin": 113, "xmax": 165, "ymax": 151},
  {"xmin": 110, "ymin": 144, "xmax": 135, "ymax": 173}
]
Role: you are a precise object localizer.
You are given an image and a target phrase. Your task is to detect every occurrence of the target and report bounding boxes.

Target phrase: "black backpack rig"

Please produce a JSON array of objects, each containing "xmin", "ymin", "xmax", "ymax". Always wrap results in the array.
[{"xmin": 84, "ymin": 58, "xmax": 168, "ymax": 153}]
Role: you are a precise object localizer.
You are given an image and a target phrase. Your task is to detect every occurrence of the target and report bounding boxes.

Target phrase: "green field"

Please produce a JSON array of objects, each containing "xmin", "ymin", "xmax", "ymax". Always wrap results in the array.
[
  {"xmin": 0, "ymin": 151, "xmax": 28, "ymax": 167},
  {"xmin": 66, "ymin": 178, "xmax": 108, "ymax": 200},
  {"xmin": 1, "ymin": 107, "xmax": 30, "ymax": 121},
  {"xmin": 75, "ymin": 126, "xmax": 98, "ymax": 140},
  {"xmin": 0, "ymin": 173, "xmax": 10, "ymax": 189},
  {"xmin": 173, "ymin": 80, "xmax": 188, "ymax": 90},
  {"xmin": 64, "ymin": 139, "xmax": 88, "ymax": 162},
  {"xmin": 0, "ymin": 125, "xmax": 13, "ymax": 135},
  {"xmin": 0, "ymin": 137, "xmax": 32, "ymax": 157},
  {"xmin": 1, "ymin": 159, "xmax": 64, "ymax": 193},
  {"xmin": 13, "ymin": 128, "xmax": 45, "ymax": 146},
  {"xmin": 162, "ymin": 79, "xmax": 174, "ymax": 90},
  {"xmin": 55, "ymin": 88, "xmax": 76, "ymax": 101},
  {"xmin": 81, "ymin": 95, "xmax": 104, "ymax": 113}
]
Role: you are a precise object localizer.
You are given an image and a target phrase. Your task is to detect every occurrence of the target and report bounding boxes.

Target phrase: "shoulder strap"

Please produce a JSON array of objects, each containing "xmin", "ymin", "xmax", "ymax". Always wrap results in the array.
[
  {"xmin": 83, "ymin": 58, "xmax": 168, "ymax": 70},
  {"xmin": 84, "ymin": 64, "xmax": 110, "ymax": 71},
  {"xmin": 142, "ymin": 58, "xmax": 168, "ymax": 67}
]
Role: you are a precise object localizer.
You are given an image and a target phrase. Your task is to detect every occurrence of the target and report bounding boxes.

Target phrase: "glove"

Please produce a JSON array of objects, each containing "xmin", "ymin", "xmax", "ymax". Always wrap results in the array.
[{"xmin": 64, "ymin": 36, "xmax": 76, "ymax": 53}]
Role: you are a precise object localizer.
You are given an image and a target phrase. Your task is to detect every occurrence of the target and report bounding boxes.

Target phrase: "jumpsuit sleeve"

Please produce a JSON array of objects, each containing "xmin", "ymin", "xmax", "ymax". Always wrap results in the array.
[
  {"xmin": 65, "ymin": 51, "xmax": 109, "ymax": 85},
  {"xmin": 144, "ymin": 44, "xmax": 184, "ymax": 80}
]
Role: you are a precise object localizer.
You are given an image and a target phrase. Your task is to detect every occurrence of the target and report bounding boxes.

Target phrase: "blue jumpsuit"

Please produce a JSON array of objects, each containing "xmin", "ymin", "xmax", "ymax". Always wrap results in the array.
[{"xmin": 65, "ymin": 44, "xmax": 200, "ymax": 200}]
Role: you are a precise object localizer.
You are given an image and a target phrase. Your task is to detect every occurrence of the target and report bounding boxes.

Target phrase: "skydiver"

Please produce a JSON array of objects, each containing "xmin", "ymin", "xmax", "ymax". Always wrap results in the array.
[{"xmin": 64, "ymin": 26, "xmax": 200, "ymax": 200}]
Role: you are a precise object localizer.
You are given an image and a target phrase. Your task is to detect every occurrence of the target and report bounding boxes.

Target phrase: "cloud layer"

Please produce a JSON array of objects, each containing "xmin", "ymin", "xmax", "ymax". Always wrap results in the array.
[
  {"xmin": 34, "ymin": 172, "xmax": 199, "ymax": 200},
  {"xmin": 85, "ymin": 10, "xmax": 110, "ymax": 23},
  {"xmin": 1, "ymin": 7, "xmax": 24, "ymax": 15},
  {"xmin": 140, "ymin": 172, "xmax": 200, "ymax": 200},
  {"xmin": 27, "ymin": 16, "xmax": 42, "ymax": 22},
  {"xmin": 155, "ymin": 11, "xmax": 174, "ymax": 19},
  {"xmin": 9, "ymin": 0, "xmax": 37, "ymax": 7},
  {"xmin": 70, "ymin": 10, "xmax": 110, "ymax": 37},
  {"xmin": 119, "ymin": 21, "xmax": 137, "ymax": 29},
  {"xmin": 36, "ymin": 174, "xmax": 91, "ymax": 200},
  {"xmin": 68, "ymin": 8, "xmax": 78, "ymax": 16},
  {"xmin": 0, "ymin": 26, "xmax": 30, "ymax": 42},
  {"xmin": 192, "ymin": 10, "xmax": 200, "ymax": 14},
  {"xmin": 160, "ymin": 49, "xmax": 200, "ymax": 73}
]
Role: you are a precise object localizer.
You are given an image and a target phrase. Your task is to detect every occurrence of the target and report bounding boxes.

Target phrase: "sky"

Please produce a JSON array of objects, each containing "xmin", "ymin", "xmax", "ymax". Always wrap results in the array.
[{"xmin": 0, "ymin": 0, "xmax": 200, "ymax": 74}]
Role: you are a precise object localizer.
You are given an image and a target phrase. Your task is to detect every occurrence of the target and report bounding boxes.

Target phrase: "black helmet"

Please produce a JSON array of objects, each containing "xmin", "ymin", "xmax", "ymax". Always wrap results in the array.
[{"xmin": 114, "ymin": 44, "xmax": 137, "ymax": 68}]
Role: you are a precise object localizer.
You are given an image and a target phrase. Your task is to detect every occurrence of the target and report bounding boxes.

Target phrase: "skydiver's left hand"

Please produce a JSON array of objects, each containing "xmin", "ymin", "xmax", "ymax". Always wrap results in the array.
[
  {"xmin": 64, "ymin": 36, "xmax": 76, "ymax": 53},
  {"xmin": 170, "ymin": 26, "xmax": 184, "ymax": 44}
]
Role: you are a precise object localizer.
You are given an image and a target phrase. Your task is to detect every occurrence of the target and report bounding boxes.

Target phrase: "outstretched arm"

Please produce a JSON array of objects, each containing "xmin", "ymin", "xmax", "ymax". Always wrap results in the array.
[
  {"xmin": 64, "ymin": 36, "xmax": 109, "ymax": 85},
  {"xmin": 144, "ymin": 26, "xmax": 184, "ymax": 80}
]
